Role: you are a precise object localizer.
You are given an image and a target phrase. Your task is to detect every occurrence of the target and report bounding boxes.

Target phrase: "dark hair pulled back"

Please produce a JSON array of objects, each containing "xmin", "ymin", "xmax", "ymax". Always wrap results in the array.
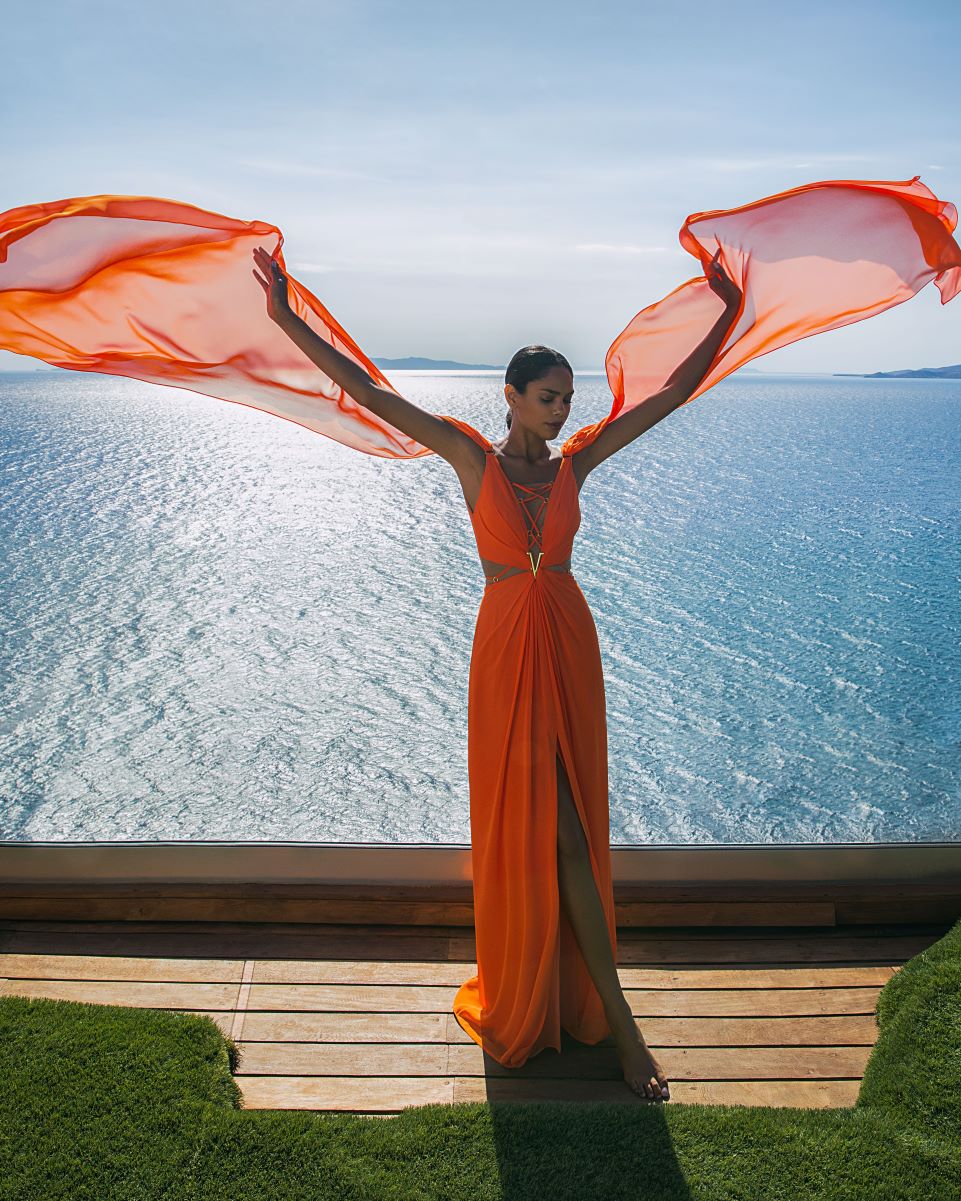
[{"xmin": 504, "ymin": 345, "xmax": 573, "ymax": 430}]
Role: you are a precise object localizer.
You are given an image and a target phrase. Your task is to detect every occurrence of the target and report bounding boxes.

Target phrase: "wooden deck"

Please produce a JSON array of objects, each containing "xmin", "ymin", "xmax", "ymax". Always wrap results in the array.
[{"xmin": 1, "ymin": 914, "xmax": 951, "ymax": 1115}]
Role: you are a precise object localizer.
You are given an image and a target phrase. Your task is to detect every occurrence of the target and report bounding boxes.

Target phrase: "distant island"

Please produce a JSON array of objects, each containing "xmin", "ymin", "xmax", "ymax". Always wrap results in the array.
[
  {"xmin": 372, "ymin": 356, "xmax": 770, "ymax": 374},
  {"xmin": 373, "ymin": 356, "xmax": 504, "ymax": 371},
  {"xmin": 834, "ymin": 363, "xmax": 961, "ymax": 379}
]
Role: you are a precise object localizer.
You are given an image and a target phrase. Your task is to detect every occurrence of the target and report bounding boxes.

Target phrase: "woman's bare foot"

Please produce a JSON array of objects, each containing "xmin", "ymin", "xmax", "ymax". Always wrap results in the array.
[{"xmin": 609, "ymin": 1004, "xmax": 670, "ymax": 1101}]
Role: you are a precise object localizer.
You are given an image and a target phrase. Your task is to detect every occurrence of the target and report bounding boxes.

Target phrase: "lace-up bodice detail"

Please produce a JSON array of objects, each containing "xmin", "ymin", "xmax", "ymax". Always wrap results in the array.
[{"xmin": 509, "ymin": 477, "xmax": 554, "ymax": 558}]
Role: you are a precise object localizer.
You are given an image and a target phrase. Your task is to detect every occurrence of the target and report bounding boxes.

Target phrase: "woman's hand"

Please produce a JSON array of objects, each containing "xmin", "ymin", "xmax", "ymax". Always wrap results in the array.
[
  {"xmin": 252, "ymin": 245, "xmax": 293, "ymax": 323},
  {"xmin": 705, "ymin": 247, "xmax": 742, "ymax": 311}
]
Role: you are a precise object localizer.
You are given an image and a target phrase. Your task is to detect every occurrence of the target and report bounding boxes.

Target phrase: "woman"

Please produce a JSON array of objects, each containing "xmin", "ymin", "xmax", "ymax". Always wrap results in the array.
[
  {"xmin": 0, "ymin": 180, "xmax": 952, "ymax": 1097},
  {"xmin": 253, "ymin": 244, "xmax": 741, "ymax": 1102}
]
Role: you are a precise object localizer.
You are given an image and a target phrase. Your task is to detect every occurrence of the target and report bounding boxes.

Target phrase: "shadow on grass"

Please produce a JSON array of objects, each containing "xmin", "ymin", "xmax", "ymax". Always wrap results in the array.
[{"xmin": 3, "ymin": 918, "xmax": 961, "ymax": 1200}]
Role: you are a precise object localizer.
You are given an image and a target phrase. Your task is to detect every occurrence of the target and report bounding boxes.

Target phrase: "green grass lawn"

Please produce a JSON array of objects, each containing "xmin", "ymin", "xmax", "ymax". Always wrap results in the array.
[{"xmin": 4, "ymin": 919, "xmax": 960, "ymax": 1201}]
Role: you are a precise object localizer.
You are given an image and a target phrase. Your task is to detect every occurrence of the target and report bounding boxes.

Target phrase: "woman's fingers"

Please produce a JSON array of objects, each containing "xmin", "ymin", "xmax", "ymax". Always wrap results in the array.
[
  {"xmin": 252, "ymin": 246, "xmax": 280, "ymax": 272},
  {"xmin": 251, "ymin": 247, "xmax": 287, "ymax": 292}
]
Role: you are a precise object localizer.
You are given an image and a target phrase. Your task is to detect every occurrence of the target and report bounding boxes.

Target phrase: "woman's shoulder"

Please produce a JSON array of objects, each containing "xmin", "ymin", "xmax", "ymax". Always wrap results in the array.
[{"xmin": 560, "ymin": 420, "xmax": 607, "ymax": 458}]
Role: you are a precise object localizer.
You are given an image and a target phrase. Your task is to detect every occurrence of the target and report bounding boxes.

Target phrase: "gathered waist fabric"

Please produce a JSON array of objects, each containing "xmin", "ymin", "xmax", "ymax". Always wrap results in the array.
[{"xmin": 483, "ymin": 560, "xmax": 573, "ymax": 588}]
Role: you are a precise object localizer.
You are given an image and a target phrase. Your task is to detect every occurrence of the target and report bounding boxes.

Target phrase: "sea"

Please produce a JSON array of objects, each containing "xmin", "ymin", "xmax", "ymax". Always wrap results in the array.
[{"xmin": 1, "ymin": 368, "xmax": 959, "ymax": 846}]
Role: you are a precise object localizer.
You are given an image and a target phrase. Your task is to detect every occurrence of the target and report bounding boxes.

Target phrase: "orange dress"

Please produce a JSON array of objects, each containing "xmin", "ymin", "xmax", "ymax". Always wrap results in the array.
[{"xmin": 439, "ymin": 414, "xmax": 617, "ymax": 1068}]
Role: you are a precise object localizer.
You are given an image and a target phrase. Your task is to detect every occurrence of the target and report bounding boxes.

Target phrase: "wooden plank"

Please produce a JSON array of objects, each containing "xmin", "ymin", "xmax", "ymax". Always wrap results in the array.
[
  {"xmin": 0, "ymin": 899, "xmax": 477, "ymax": 926},
  {"xmin": 0, "ymin": 952, "xmax": 900, "ymax": 990},
  {"xmin": 619, "ymin": 987, "xmax": 882, "ymax": 1017},
  {"xmin": 0, "ymin": 925, "xmax": 937, "ymax": 967},
  {"xmin": 1, "ymin": 888, "xmax": 956, "ymax": 930},
  {"xmin": 0, "ymin": 884, "xmax": 478, "ymax": 901},
  {"xmin": 1, "ymin": 880, "xmax": 954, "ymax": 904},
  {"xmin": 237, "ymin": 983, "xmax": 882, "ymax": 1017},
  {"xmin": 244, "ymin": 984, "xmax": 457, "ymax": 1012},
  {"xmin": 836, "ymin": 899, "xmax": 961, "ymax": 925},
  {"xmin": 0, "ymin": 929, "xmax": 455, "ymax": 961},
  {"xmin": 0, "ymin": 917, "xmax": 948, "ymax": 945},
  {"xmin": 237, "ymin": 1042, "xmax": 450, "ymax": 1076},
  {"xmin": 440, "ymin": 1014, "xmax": 879, "ymax": 1048},
  {"xmin": 236, "ymin": 1075, "xmax": 455, "ymax": 1112},
  {"xmin": 0, "ymin": 978, "xmax": 882, "ymax": 1018},
  {"xmin": 0, "ymin": 897, "xmax": 840, "ymax": 927},
  {"xmin": 614, "ymin": 903, "xmax": 836, "ymax": 927},
  {"xmin": 613, "ymin": 882, "xmax": 959, "ymax": 903},
  {"xmin": 0, "ymin": 954, "xmax": 245, "ymax": 982},
  {"xmin": 452, "ymin": 1077, "xmax": 861, "ymax": 1108},
  {"xmin": 668, "ymin": 1079, "xmax": 862, "ymax": 1108},
  {"xmin": 447, "ymin": 1044, "xmax": 871, "ymax": 1080},
  {"xmin": 0, "ymin": 919, "xmax": 463, "ymax": 938},
  {"xmin": 251, "ymin": 960, "xmax": 897, "ymax": 989},
  {"xmin": 232, "ymin": 1041, "xmax": 870, "ymax": 1081},
  {"xmin": 0, "ymin": 979, "xmax": 239, "ymax": 1009},
  {"xmin": 240, "ymin": 1011, "xmax": 450, "ymax": 1043},
  {"xmin": 449, "ymin": 933, "xmax": 938, "ymax": 964},
  {"xmin": 612, "ymin": 965, "xmax": 897, "ymax": 989}
]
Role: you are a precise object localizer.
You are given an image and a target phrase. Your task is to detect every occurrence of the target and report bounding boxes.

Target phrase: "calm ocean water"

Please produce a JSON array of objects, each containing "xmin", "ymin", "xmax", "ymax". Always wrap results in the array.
[{"xmin": 1, "ymin": 368, "xmax": 959, "ymax": 845}]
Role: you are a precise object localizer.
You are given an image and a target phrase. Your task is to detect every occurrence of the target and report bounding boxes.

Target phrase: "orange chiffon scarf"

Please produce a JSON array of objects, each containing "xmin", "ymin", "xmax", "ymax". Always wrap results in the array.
[{"xmin": 1, "ymin": 177, "xmax": 959, "ymax": 458}]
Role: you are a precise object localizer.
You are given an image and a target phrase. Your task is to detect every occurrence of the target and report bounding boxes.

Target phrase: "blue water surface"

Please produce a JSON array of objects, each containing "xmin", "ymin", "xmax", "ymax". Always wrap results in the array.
[{"xmin": 1, "ymin": 369, "xmax": 959, "ymax": 844}]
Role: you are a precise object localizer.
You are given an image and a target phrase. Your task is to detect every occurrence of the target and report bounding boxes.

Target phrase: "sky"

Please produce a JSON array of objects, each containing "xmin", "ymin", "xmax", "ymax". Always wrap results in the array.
[{"xmin": 1, "ymin": 0, "xmax": 958, "ymax": 373}]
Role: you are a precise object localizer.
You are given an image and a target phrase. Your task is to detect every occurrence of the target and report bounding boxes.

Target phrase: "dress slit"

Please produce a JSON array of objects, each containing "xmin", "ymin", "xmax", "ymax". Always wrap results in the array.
[{"xmin": 552, "ymin": 722, "xmax": 614, "ymax": 1034}]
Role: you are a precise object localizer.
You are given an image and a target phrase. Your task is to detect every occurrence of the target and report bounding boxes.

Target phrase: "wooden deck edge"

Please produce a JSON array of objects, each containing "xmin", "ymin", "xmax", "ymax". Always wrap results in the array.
[{"xmin": 0, "ymin": 881, "xmax": 958, "ymax": 926}]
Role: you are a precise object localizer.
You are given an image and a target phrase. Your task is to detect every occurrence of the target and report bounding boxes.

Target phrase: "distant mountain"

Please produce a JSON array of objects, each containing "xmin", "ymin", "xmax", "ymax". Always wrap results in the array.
[
  {"xmin": 373, "ymin": 356, "xmax": 504, "ymax": 370},
  {"xmin": 834, "ymin": 364, "xmax": 961, "ymax": 379},
  {"xmin": 372, "ymin": 357, "xmax": 769, "ymax": 374}
]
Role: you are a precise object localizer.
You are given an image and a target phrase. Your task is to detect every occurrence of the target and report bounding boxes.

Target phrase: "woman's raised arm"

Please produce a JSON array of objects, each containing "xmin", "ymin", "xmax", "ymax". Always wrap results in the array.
[
  {"xmin": 251, "ymin": 246, "xmax": 474, "ymax": 467},
  {"xmin": 573, "ymin": 251, "xmax": 742, "ymax": 476}
]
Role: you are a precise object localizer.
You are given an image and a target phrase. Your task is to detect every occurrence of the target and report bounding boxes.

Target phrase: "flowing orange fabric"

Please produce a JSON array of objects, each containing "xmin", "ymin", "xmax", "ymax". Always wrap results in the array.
[
  {"xmin": 0, "ymin": 194, "xmax": 416, "ymax": 457},
  {"xmin": 439, "ymin": 415, "xmax": 615, "ymax": 1065},
  {"xmin": 1, "ymin": 178, "xmax": 958, "ymax": 459},
  {"xmin": 569, "ymin": 175, "xmax": 961, "ymax": 453}
]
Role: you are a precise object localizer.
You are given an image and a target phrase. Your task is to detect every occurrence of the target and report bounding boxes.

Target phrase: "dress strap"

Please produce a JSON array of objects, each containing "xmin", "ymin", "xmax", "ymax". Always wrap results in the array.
[{"xmin": 438, "ymin": 414, "xmax": 492, "ymax": 451}]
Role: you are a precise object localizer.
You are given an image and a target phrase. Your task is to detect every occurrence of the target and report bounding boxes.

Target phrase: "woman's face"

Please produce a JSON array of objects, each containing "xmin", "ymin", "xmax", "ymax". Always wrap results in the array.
[{"xmin": 507, "ymin": 366, "xmax": 574, "ymax": 438}]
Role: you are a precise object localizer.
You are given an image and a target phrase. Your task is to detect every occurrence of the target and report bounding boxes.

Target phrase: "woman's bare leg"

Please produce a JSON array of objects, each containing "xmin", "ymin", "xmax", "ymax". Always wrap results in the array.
[{"xmin": 555, "ymin": 751, "xmax": 670, "ymax": 1101}]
